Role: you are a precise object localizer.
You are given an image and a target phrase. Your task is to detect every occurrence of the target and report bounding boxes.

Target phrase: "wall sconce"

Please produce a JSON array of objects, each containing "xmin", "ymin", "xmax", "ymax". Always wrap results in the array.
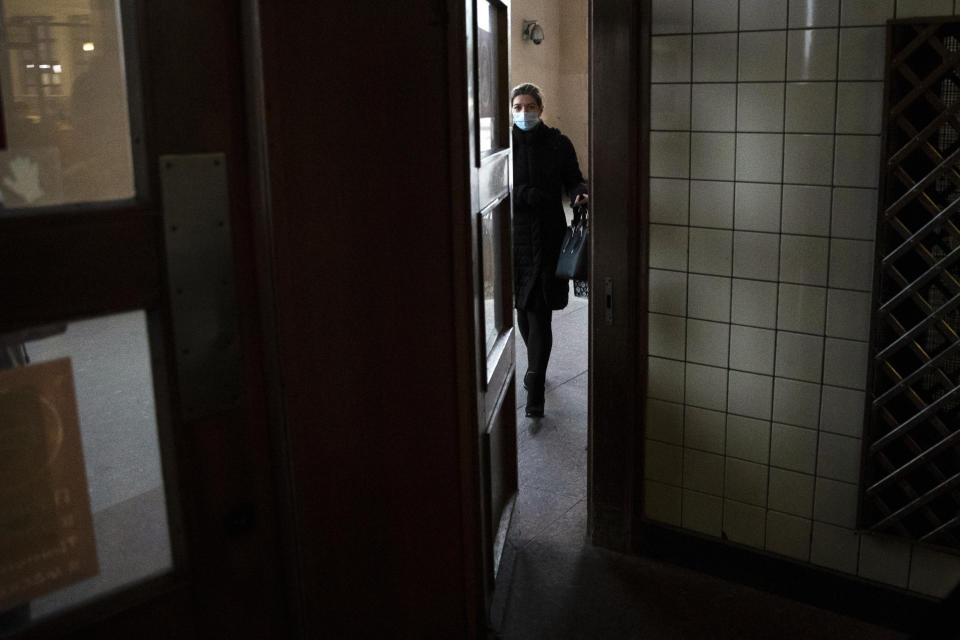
[{"xmin": 522, "ymin": 20, "xmax": 544, "ymax": 45}]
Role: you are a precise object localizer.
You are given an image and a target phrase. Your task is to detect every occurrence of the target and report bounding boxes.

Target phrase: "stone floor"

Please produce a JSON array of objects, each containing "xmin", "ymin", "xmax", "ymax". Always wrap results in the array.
[{"xmin": 494, "ymin": 295, "xmax": 908, "ymax": 639}]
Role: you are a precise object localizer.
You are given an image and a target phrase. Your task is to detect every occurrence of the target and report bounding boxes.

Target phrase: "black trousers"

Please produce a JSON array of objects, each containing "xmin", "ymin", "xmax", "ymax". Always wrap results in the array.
[{"xmin": 517, "ymin": 306, "xmax": 553, "ymax": 398}]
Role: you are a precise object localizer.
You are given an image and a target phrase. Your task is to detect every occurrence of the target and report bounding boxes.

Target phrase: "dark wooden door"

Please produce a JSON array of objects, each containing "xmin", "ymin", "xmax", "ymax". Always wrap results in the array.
[
  {"xmin": 467, "ymin": 0, "xmax": 518, "ymax": 608},
  {"xmin": 0, "ymin": 1, "xmax": 286, "ymax": 637}
]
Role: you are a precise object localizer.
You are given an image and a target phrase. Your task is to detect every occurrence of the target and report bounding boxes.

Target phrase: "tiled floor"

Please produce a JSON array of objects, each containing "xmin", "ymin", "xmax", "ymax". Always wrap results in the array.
[{"xmin": 495, "ymin": 296, "xmax": 906, "ymax": 639}]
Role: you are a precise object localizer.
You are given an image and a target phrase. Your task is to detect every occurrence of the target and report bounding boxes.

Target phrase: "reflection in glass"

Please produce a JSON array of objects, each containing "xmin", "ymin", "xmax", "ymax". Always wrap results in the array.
[
  {"xmin": 482, "ymin": 209, "xmax": 498, "ymax": 355},
  {"xmin": 477, "ymin": 0, "xmax": 500, "ymax": 155},
  {"xmin": 0, "ymin": 311, "xmax": 171, "ymax": 628},
  {"xmin": 0, "ymin": 0, "xmax": 135, "ymax": 208}
]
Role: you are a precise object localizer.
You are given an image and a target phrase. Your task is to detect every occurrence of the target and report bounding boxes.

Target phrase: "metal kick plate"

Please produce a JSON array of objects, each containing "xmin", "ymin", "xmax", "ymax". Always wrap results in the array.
[{"xmin": 160, "ymin": 153, "xmax": 241, "ymax": 419}]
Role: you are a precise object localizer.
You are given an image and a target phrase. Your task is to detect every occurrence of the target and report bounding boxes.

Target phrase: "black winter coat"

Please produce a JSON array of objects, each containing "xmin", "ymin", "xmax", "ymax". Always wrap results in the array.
[{"xmin": 512, "ymin": 122, "xmax": 588, "ymax": 311}]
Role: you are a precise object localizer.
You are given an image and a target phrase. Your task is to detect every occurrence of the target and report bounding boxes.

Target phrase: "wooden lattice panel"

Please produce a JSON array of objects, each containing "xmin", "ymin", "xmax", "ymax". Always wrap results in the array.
[{"xmin": 866, "ymin": 19, "xmax": 960, "ymax": 551}]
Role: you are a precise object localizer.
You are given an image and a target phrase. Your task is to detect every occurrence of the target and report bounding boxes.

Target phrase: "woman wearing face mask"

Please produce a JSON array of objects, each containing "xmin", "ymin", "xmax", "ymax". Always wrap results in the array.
[{"xmin": 511, "ymin": 83, "xmax": 588, "ymax": 418}]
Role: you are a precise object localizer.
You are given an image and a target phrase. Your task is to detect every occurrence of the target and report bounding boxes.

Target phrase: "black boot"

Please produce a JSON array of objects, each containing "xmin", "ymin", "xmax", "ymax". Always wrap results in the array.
[{"xmin": 524, "ymin": 370, "xmax": 545, "ymax": 417}]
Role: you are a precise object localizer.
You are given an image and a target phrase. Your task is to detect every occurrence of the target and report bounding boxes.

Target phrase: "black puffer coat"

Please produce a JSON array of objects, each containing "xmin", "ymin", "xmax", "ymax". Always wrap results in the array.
[{"xmin": 513, "ymin": 122, "xmax": 588, "ymax": 311}]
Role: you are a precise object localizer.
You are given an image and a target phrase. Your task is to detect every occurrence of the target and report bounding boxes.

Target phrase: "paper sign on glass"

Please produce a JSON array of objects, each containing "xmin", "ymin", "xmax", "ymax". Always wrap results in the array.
[{"xmin": 0, "ymin": 358, "xmax": 98, "ymax": 611}]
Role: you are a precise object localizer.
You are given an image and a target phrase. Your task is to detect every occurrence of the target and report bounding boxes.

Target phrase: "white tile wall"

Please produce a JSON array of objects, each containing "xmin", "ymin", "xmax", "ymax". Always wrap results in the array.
[
  {"xmin": 649, "ymin": 269, "xmax": 688, "ymax": 316},
  {"xmin": 652, "ymin": 0, "xmax": 692, "ymax": 34},
  {"xmin": 729, "ymin": 325, "xmax": 776, "ymax": 374},
  {"xmin": 736, "ymin": 134, "xmax": 784, "ymax": 182},
  {"xmin": 837, "ymin": 27, "xmax": 885, "ymax": 80},
  {"xmin": 819, "ymin": 385, "xmax": 865, "ymax": 437},
  {"xmin": 726, "ymin": 414, "xmax": 771, "ymax": 463},
  {"xmin": 682, "ymin": 489, "xmax": 724, "ymax": 535},
  {"xmin": 810, "ymin": 522, "xmax": 860, "ymax": 572},
  {"xmin": 727, "ymin": 370, "xmax": 774, "ymax": 419},
  {"xmin": 831, "ymin": 187, "xmax": 878, "ymax": 239},
  {"xmin": 731, "ymin": 278, "xmax": 778, "ymax": 327},
  {"xmin": 783, "ymin": 134, "xmax": 834, "ymax": 186},
  {"xmin": 691, "ymin": 132, "xmax": 736, "ymax": 180},
  {"xmin": 740, "ymin": 0, "xmax": 787, "ymax": 30},
  {"xmin": 834, "ymin": 135, "xmax": 881, "ymax": 187},
  {"xmin": 779, "ymin": 235, "xmax": 829, "ymax": 286},
  {"xmin": 648, "ymin": 356, "xmax": 685, "ymax": 403},
  {"xmin": 649, "ymin": 312, "xmax": 687, "ymax": 360},
  {"xmin": 777, "ymin": 283, "xmax": 827, "ymax": 333},
  {"xmin": 694, "ymin": 0, "xmax": 738, "ymax": 32},
  {"xmin": 733, "ymin": 232, "xmax": 780, "ymax": 279},
  {"xmin": 646, "ymin": 398, "xmax": 684, "ymax": 445},
  {"xmin": 650, "ymin": 178, "xmax": 690, "ymax": 225},
  {"xmin": 725, "ymin": 457, "xmax": 769, "ymax": 505},
  {"xmin": 734, "ymin": 182, "xmax": 781, "ymax": 231},
  {"xmin": 786, "ymin": 29, "xmax": 839, "ymax": 81},
  {"xmin": 684, "ymin": 448, "xmax": 725, "ymax": 494},
  {"xmin": 686, "ymin": 318, "xmax": 730, "ymax": 367},
  {"xmin": 770, "ymin": 422, "xmax": 818, "ymax": 473},
  {"xmin": 723, "ymin": 499, "xmax": 766, "ymax": 548},
  {"xmin": 684, "ymin": 406, "xmax": 726, "ymax": 454},
  {"xmin": 651, "ymin": 84, "xmax": 691, "ymax": 131},
  {"xmin": 826, "ymin": 288, "xmax": 871, "ymax": 340},
  {"xmin": 645, "ymin": 439, "xmax": 684, "ymax": 485},
  {"xmin": 781, "ymin": 185, "xmax": 831, "ymax": 235},
  {"xmin": 685, "ymin": 363, "xmax": 729, "ymax": 411},
  {"xmin": 738, "ymin": 31, "xmax": 787, "ymax": 81},
  {"xmin": 766, "ymin": 510, "xmax": 812, "ymax": 560},
  {"xmin": 785, "ymin": 83, "xmax": 836, "ymax": 134},
  {"xmin": 774, "ymin": 331, "xmax": 824, "ymax": 382},
  {"xmin": 650, "ymin": 131, "xmax": 690, "ymax": 178},
  {"xmin": 897, "ymin": 0, "xmax": 953, "ymax": 18},
  {"xmin": 688, "ymin": 274, "xmax": 732, "ymax": 321},
  {"xmin": 768, "ymin": 467, "xmax": 815, "ymax": 517},
  {"xmin": 909, "ymin": 546, "xmax": 960, "ymax": 598},
  {"xmin": 690, "ymin": 180, "xmax": 735, "ymax": 228},
  {"xmin": 689, "ymin": 228, "xmax": 733, "ymax": 275},
  {"xmin": 790, "ymin": 0, "xmax": 841, "ymax": 27},
  {"xmin": 772, "ymin": 377, "xmax": 822, "ymax": 429},
  {"xmin": 816, "ymin": 432, "xmax": 861, "ymax": 483},
  {"xmin": 828, "ymin": 238, "xmax": 875, "ymax": 290},
  {"xmin": 822, "ymin": 337, "xmax": 868, "ymax": 389},
  {"xmin": 737, "ymin": 83, "xmax": 785, "ymax": 132},
  {"xmin": 645, "ymin": 0, "xmax": 960, "ymax": 597},
  {"xmin": 836, "ymin": 82, "xmax": 883, "ymax": 134},
  {"xmin": 694, "ymin": 33, "xmax": 738, "ymax": 81},
  {"xmin": 859, "ymin": 535, "xmax": 911, "ymax": 588},
  {"xmin": 840, "ymin": 0, "xmax": 894, "ymax": 25},
  {"xmin": 650, "ymin": 224, "xmax": 689, "ymax": 271},
  {"xmin": 692, "ymin": 84, "xmax": 737, "ymax": 131},
  {"xmin": 652, "ymin": 35, "xmax": 692, "ymax": 82},
  {"xmin": 813, "ymin": 477, "xmax": 858, "ymax": 528},
  {"xmin": 644, "ymin": 480, "xmax": 682, "ymax": 526}
]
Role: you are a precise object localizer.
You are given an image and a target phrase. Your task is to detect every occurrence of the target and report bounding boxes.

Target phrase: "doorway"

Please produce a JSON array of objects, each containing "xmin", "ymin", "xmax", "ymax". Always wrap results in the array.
[{"xmin": 504, "ymin": 0, "xmax": 591, "ymax": 569}]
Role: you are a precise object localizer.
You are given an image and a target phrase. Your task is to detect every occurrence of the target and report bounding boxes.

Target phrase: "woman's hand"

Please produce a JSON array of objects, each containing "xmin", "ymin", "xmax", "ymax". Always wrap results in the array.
[{"xmin": 573, "ymin": 193, "xmax": 589, "ymax": 208}]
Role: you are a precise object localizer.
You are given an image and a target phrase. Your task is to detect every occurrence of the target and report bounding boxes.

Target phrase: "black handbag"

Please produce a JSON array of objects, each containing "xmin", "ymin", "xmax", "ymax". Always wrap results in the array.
[{"xmin": 556, "ymin": 205, "xmax": 589, "ymax": 282}]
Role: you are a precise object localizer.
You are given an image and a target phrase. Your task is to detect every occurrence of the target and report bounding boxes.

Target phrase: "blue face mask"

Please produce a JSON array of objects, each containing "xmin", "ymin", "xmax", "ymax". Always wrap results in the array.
[{"xmin": 513, "ymin": 111, "xmax": 540, "ymax": 131}]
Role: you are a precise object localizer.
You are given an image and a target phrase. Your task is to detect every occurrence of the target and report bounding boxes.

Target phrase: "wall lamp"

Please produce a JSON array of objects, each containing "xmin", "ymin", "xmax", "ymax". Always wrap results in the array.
[{"xmin": 522, "ymin": 20, "xmax": 544, "ymax": 45}]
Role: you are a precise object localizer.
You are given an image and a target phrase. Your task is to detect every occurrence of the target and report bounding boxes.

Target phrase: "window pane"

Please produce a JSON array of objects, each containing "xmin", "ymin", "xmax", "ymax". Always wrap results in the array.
[
  {"xmin": 0, "ymin": 311, "xmax": 172, "ymax": 628},
  {"xmin": 0, "ymin": 0, "xmax": 135, "ymax": 208},
  {"xmin": 477, "ymin": 0, "xmax": 501, "ymax": 155},
  {"xmin": 482, "ymin": 208, "xmax": 498, "ymax": 355}
]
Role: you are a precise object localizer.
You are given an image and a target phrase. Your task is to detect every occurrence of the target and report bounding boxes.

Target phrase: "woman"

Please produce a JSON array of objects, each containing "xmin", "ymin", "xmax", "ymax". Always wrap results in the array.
[{"xmin": 511, "ymin": 83, "xmax": 588, "ymax": 417}]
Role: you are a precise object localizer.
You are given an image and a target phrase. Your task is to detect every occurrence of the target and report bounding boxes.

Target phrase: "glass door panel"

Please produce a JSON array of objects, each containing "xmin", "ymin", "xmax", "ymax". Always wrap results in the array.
[
  {"xmin": 0, "ymin": 310, "xmax": 172, "ymax": 629},
  {"xmin": 0, "ymin": 0, "xmax": 136, "ymax": 208}
]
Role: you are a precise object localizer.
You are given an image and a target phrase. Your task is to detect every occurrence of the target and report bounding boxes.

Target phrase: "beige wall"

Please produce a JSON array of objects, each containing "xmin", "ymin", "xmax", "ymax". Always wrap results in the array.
[{"xmin": 510, "ymin": 0, "xmax": 589, "ymax": 177}]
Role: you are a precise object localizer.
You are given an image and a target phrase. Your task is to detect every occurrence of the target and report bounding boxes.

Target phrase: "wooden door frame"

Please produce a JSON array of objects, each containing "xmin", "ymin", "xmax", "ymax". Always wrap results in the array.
[{"xmin": 587, "ymin": 0, "xmax": 648, "ymax": 550}]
